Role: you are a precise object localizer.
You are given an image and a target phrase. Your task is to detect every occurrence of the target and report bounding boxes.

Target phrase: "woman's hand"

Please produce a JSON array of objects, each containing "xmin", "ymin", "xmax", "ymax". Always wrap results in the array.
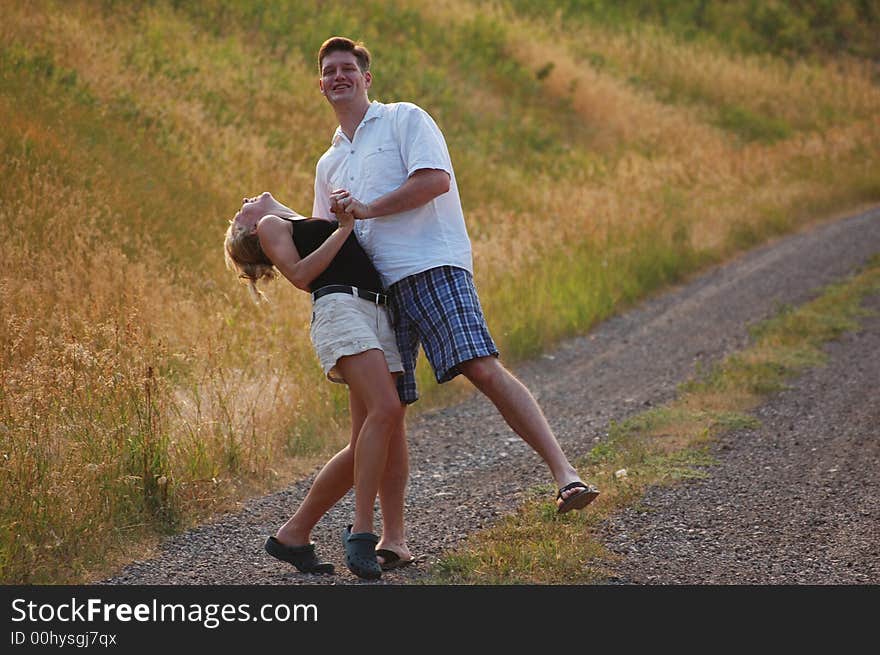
[
  {"xmin": 330, "ymin": 192, "xmax": 355, "ymax": 231},
  {"xmin": 334, "ymin": 208, "xmax": 355, "ymax": 232}
]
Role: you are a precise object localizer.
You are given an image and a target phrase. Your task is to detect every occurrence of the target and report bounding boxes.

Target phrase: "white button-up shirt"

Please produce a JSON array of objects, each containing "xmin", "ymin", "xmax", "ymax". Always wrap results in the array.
[{"xmin": 312, "ymin": 101, "xmax": 473, "ymax": 288}]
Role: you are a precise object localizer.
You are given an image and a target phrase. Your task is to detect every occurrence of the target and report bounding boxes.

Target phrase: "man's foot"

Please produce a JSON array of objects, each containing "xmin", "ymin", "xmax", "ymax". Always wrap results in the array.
[
  {"xmin": 375, "ymin": 541, "xmax": 414, "ymax": 571},
  {"xmin": 556, "ymin": 481, "xmax": 600, "ymax": 514}
]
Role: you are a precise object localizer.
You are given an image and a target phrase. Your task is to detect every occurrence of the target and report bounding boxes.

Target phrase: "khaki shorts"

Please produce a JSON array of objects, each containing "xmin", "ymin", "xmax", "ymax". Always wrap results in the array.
[{"xmin": 309, "ymin": 292, "xmax": 403, "ymax": 384}]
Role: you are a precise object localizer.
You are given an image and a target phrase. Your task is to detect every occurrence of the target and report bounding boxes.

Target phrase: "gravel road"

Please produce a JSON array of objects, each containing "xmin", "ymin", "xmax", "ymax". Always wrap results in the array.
[
  {"xmin": 102, "ymin": 207, "xmax": 880, "ymax": 585},
  {"xmin": 600, "ymin": 292, "xmax": 880, "ymax": 584}
]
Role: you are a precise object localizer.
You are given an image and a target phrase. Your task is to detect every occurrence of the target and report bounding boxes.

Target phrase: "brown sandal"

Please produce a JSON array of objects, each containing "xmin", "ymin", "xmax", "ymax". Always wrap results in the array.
[{"xmin": 556, "ymin": 481, "xmax": 600, "ymax": 514}]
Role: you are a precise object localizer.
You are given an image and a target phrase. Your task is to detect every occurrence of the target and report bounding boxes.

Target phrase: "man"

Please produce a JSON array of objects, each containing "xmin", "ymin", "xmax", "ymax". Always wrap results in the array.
[{"xmin": 312, "ymin": 36, "xmax": 599, "ymax": 518}]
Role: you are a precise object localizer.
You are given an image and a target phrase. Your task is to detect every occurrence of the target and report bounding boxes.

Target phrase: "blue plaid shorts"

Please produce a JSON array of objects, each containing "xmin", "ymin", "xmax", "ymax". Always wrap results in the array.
[{"xmin": 388, "ymin": 266, "xmax": 499, "ymax": 404}]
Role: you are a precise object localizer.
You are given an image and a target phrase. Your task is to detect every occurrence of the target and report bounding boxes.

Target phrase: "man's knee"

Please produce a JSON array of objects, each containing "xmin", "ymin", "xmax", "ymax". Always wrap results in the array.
[{"xmin": 459, "ymin": 356, "xmax": 504, "ymax": 390}]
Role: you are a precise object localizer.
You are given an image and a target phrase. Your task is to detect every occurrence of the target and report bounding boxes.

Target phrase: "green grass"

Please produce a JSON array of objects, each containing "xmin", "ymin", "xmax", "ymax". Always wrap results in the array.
[
  {"xmin": 714, "ymin": 104, "xmax": 793, "ymax": 144},
  {"xmin": 427, "ymin": 254, "xmax": 880, "ymax": 584},
  {"xmin": 481, "ymin": 218, "xmax": 709, "ymax": 360},
  {"xmin": 500, "ymin": 0, "xmax": 880, "ymax": 59}
]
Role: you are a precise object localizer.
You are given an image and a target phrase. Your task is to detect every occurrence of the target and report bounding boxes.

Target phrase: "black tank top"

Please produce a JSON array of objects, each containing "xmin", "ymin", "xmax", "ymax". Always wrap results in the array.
[{"xmin": 284, "ymin": 218, "xmax": 383, "ymax": 293}]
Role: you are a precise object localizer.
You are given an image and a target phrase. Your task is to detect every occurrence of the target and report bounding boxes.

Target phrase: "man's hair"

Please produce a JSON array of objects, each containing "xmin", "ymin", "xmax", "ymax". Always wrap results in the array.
[{"xmin": 318, "ymin": 36, "xmax": 371, "ymax": 73}]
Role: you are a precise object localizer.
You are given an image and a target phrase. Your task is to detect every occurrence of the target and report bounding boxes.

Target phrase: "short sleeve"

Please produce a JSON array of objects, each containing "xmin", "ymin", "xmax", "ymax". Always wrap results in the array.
[
  {"xmin": 397, "ymin": 104, "xmax": 453, "ymax": 178},
  {"xmin": 312, "ymin": 160, "xmax": 333, "ymax": 219}
]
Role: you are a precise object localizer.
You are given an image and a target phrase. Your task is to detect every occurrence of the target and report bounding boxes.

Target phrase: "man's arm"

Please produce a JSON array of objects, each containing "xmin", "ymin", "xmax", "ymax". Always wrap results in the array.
[{"xmin": 331, "ymin": 168, "xmax": 450, "ymax": 219}]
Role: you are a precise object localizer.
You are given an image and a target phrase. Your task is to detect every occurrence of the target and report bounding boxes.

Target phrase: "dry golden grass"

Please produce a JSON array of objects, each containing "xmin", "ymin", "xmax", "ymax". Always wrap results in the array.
[{"xmin": 0, "ymin": 3, "xmax": 333, "ymax": 207}]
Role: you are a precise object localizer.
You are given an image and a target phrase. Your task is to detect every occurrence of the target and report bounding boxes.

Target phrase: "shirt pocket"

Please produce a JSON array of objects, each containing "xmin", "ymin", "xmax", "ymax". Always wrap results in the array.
[
  {"xmin": 362, "ymin": 143, "xmax": 407, "ymax": 195},
  {"xmin": 328, "ymin": 167, "xmax": 347, "ymax": 191}
]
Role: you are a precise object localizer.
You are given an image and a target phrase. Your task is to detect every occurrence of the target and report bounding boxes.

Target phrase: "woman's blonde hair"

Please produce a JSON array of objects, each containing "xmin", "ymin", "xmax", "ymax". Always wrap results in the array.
[{"xmin": 224, "ymin": 219, "xmax": 277, "ymax": 303}]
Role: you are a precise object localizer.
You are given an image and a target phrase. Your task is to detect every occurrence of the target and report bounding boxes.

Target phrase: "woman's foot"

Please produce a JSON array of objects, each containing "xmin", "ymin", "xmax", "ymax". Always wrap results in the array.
[
  {"xmin": 264, "ymin": 537, "xmax": 334, "ymax": 574},
  {"xmin": 343, "ymin": 525, "xmax": 382, "ymax": 580},
  {"xmin": 274, "ymin": 525, "xmax": 311, "ymax": 549}
]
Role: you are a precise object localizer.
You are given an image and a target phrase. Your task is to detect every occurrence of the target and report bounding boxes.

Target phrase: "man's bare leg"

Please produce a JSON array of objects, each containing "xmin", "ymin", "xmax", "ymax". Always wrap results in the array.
[
  {"xmin": 459, "ymin": 356, "xmax": 596, "ymax": 508},
  {"xmin": 376, "ymin": 415, "xmax": 412, "ymax": 564}
]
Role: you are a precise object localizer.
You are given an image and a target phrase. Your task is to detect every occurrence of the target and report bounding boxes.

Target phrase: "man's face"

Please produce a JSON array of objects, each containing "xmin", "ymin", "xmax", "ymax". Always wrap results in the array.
[{"xmin": 319, "ymin": 50, "xmax": 371, "ymax": 106}]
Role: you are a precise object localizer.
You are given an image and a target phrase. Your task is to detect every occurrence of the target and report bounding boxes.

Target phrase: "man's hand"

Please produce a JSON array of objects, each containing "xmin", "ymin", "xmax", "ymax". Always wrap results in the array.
[{"xmin": 329, "ymin": 189, "xmax": 370, "ymax": 219}]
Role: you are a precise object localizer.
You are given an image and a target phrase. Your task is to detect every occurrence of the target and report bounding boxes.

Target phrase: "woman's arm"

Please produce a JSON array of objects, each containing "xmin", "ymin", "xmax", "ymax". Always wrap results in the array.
[{"xmin": 257, "ymin": 213, "xmax": 353, "ymax": 291}]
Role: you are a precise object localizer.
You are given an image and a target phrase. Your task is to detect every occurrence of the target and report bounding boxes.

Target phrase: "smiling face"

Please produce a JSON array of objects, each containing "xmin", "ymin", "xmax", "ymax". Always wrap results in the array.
[{"xmin": 319, "ymin": 50, "xmax": 371, "ymax": 107}]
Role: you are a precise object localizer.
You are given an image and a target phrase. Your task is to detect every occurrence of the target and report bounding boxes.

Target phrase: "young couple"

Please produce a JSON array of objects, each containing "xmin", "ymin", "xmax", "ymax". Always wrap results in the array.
[{"xmin": 224, "ymin": 37, "xmax": 599, "ymax": 580}]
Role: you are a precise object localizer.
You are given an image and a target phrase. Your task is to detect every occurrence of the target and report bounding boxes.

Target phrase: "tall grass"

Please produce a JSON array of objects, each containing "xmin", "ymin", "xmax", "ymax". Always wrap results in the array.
[{"xmin": 1, "ymin": 0, "xmax": 878, "ymax": 582}]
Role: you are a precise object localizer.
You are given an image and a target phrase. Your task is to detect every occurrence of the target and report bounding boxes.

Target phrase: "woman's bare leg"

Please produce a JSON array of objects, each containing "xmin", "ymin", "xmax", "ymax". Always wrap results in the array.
[
  {"xmin": 274, "ymin": 355, "xmax": 408, "ymax": 553},
  {"xmin": 274, "ymin": 443, "xmax": 357, "ymax": 547},
  {"xmin": 334, "ymin": 349, "xmax": 405, "ymax": 536}
]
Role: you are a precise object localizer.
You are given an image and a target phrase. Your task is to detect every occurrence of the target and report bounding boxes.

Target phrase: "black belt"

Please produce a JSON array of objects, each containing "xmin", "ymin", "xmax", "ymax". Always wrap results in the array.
[{"xmin": 312, "ymin": 284, "xmax": 388, "ymax": 305}]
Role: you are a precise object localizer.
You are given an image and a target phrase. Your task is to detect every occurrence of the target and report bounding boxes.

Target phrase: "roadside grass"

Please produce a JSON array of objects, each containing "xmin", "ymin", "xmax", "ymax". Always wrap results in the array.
[{"xmin": 427, "ymin": 255, "xmax": 880, "ymax": 584}]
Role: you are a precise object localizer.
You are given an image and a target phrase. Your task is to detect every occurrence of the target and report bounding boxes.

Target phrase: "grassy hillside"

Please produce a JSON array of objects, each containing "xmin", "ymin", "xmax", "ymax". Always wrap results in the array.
[{"xmin": 1, "ymin": 0, "xmax": 878, "ymax": 582}]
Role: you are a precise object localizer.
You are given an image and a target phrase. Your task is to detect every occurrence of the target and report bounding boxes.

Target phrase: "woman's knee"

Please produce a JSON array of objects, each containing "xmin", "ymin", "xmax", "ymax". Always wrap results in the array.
[{"xmin": 366, "ymin": 396, "xmax": 405, "ymax": 431}]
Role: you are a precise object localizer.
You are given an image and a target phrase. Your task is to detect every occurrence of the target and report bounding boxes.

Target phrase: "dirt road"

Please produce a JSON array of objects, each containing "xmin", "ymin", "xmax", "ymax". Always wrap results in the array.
[{"xmin": 102, "ymin": 207, "xmax": 880, "ymax": 585}]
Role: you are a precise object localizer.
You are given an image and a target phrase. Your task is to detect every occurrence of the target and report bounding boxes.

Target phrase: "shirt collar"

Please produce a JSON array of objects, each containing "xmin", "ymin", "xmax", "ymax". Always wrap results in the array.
[{"xmin": 331, "ymin": 101, "xmax": 385, "ymax": 145}]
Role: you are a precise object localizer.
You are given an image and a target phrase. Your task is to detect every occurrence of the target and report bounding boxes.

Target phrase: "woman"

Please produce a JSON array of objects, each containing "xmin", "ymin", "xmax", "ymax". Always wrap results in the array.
[{"xmin": 224, "ymin": 191, "xmax": 412, "ymax": 580}]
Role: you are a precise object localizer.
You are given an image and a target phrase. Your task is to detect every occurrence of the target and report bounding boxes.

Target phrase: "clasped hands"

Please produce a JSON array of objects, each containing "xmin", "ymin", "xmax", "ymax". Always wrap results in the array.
[{"xmin": 329, "ymin": 189, "xmax": 369, "ymax": 225}]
